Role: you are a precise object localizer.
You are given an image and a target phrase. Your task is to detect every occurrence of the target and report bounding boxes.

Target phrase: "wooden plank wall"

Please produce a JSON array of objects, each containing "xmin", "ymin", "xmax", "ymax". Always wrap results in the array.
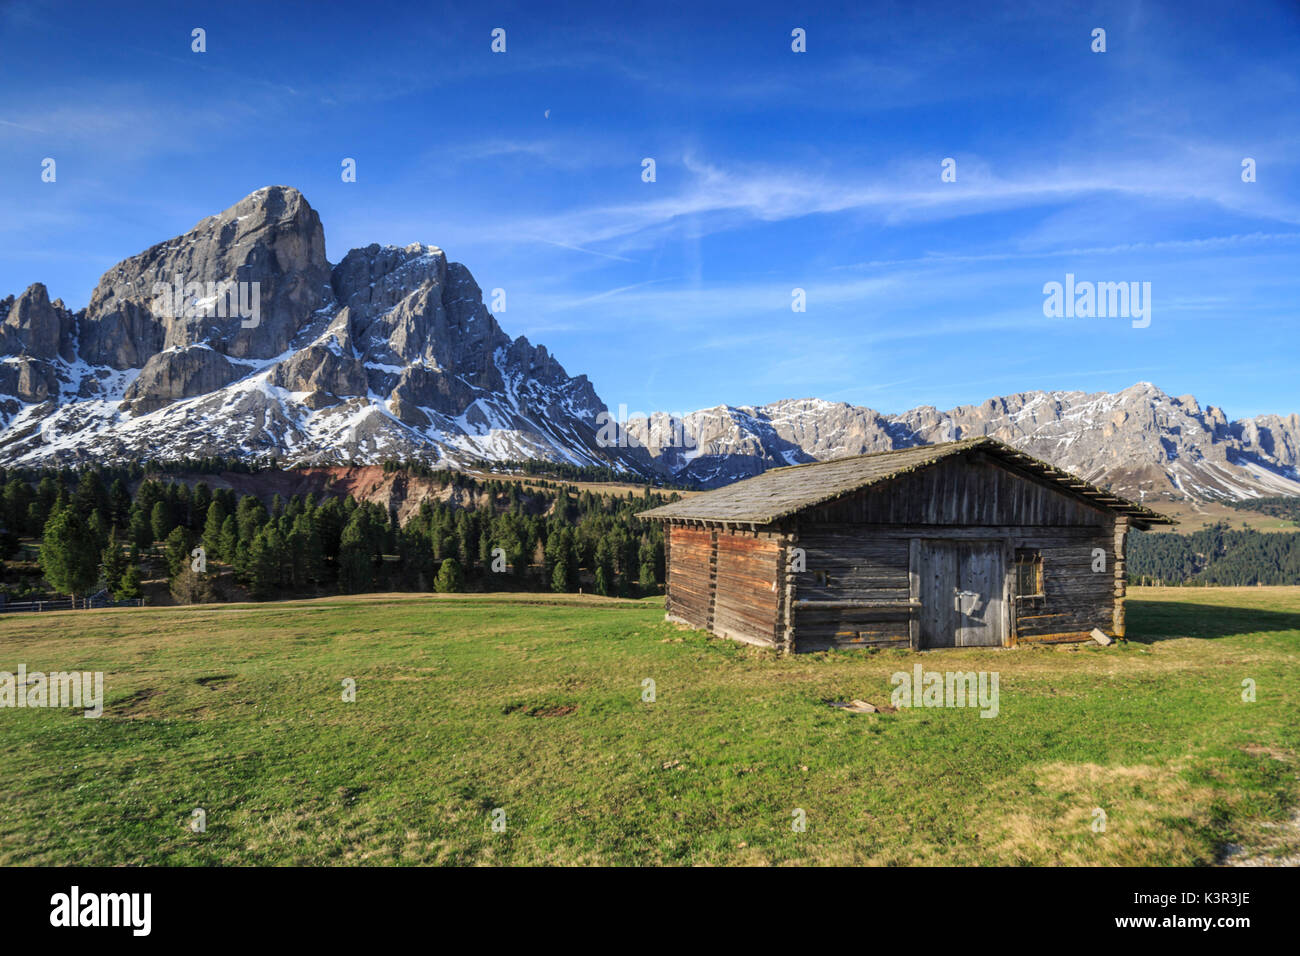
[
  {"xmin": 790, "ymin": 524, "xmax": 1119, "ymax": 648},
  {"xmin": 666, "ymin": 525, "xmax": 712, "ymax": 629},
  {"xmin": 790, "ymin": 456, "xmax": 1120, "ymax": 650},
  {"xmin": 1113, "ymin": 516, "xmax": 1128, "ymax": 637},
  {"xmin": 800, "ymin": 457, "xmax": 1111, "ymax": 528},
  {"xmin": 1011, "ymin": 528, "xmax": 1116, "ymax": 642},
  {"xmin": 712, "ymin": 531, "xmax": 781, "ymax": 647},
  {"xmin": 665, "ymin": 524, "xmax": 782, "ymax": 646},
  {"xmin": 791, "ymin": 530, "xmax": 912, "ymax": 651}
]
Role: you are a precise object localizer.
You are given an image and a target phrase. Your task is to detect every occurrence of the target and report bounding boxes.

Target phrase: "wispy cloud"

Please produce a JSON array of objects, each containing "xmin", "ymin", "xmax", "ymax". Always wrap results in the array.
[
  {"xmin": 526, "ymin": 238, "xmax": 637, "ymax": 263},
  {"xmin": 479, "ymin": 148, "xmax": 1300, "ymax": 256},
  {"xmin": 0, "ymin": 117, "xmax": 46, "ymax": 133}
]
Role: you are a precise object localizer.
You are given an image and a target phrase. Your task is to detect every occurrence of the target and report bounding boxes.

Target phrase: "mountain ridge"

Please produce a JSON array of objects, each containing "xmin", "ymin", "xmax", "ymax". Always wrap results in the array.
[{"xmin": 625, "ymin": 385, "xmax": 1300, "ymax": 501}]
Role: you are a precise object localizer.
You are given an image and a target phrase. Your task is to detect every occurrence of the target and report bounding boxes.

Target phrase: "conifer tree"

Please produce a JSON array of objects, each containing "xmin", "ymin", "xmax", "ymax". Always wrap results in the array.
[
  {"xmin": 165, "ymin": 525, "xmax": 194, "ymax": 578},
  {"xmin": 3, "ymin": 479, "xmax": 33, "ymax": 536},
  {"xmin": 108, "ymin": 478, "xmax": 132, "ymax": 529},
  {"xmin": 99, "ymin": 527, "xmax": 129, "ymax": 596},
  {"xmin": 150, "ymin": 500, "xmax": 173, "ymax": 544},
  {"xmin": 219, "ymin": 514, "xmax": 239, "ymax": 564},
  {"xmin": 193, "ymin": 481, "xmax": 212, "ymax": 515},
  {"xmin": 116, "ymin": 563, "xmax": 143, "ymax": 602},
  {"xmin": 39, "ymin": 509, "xmax": 100, "ymax": 600},
  {"xmin": 203, "ymin": 501, "xmax": 228, "ymax": 561},
  {"xmin": 594, "ymin": 536, "xmax": 614, "ymax": 596},
  {"xmin": 551, "ymin": 554, "xmax": 570, "ymax": 593},
  {"xmin": 173, "ymin": 483, "xmax": 193, "ymax": 530},
  {"xmin": 233, "ymin": 539, "xmax": 251, "ymax": 580},
  {"xmin": 128, "ymin": 503, "xmax": 153, "ymax": 554},
  {"xmin": 72, "ymin": 470, "xmax": 109, "ymax": 521},
  {"xmin": 434, "ymin": 557, "xmax": 464, "ymax": 593},
  {"xmin": 337, "ymin": 513, "xmax": 375, "ymax": 593},
  {"xmin": 86, "ymin": 509, "xmax": 109, "ymax": 556},
  {"xmin": 638, "ymin": 558, "xmax": 658, "ymax": 595},
  {"xmin": 247, "ymin": 528, "xmax": 282, "ymax": 598},
  {"xmin": 236, "ymin": 495, "xmax": 268, "ymax": 545}
]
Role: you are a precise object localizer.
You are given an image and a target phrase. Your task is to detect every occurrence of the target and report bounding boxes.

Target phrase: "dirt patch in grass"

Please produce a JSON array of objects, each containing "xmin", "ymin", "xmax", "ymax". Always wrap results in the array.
[
  {"xmin": 194, "ymin": 674, "xmax": 236, "ymax": 689},
  {"xmin": 1242, "ymin": 744, "xmax": 1293, "ymax": 763},
  {"xmin": 106, "ymin": 688, "xmax": 160, "ymax": 719},
  {"xmin": 527, "ymin": 704, "xmax": 577, "ymax": 718},
  {"xmin": 1222, "ymin": 809, "xmax": 1300, "ymax": 866}
]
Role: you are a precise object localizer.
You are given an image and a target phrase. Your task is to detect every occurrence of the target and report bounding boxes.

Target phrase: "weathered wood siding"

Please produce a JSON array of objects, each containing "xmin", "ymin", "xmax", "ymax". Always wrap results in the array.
[
  {"xmin": 665, "ymin": 525, "xmax": 782, "ymax": 646},
  {"xmin": 791, "ymin": 531, "xmax": 912, "ymax": 651},
  {"xmin": 666, "ymin": 525, "xmax": 712, "ymax": 629},
  {"xmin": 798, "ymin": 456, "xmax": 1111, "ymax": 528},
  {"xmin": 712, "ymin": 531, "xmax": 781, "ymax": 647},
  {"xmin": 1001, "ymin": 528, "xmax": 1115, "ymax": 643},
  {"xmin": 790, "ymin": 457, "xmax": 1119, "ymax": 650}
]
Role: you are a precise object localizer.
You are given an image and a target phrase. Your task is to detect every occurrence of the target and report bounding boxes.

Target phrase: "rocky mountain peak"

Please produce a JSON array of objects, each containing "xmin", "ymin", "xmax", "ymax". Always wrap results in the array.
[
  {"xmin": 78, "ymin": 184, "xmax": 330, "ymax": 373},
  {"xmin": 0, "ymin": 186, "xmax": 645, "ymax": 473},
  {"xmin": 0, "ymin": 283, "xmax": 76, "ymax": 362},
  {"xmin": 630, "ymin": 383, "xmax": 1300, "ymax": 501}
]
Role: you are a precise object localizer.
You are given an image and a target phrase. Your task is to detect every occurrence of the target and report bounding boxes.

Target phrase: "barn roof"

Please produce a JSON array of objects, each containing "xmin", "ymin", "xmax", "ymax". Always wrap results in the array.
[{"xmin": 637, "ymin": 437, "xmax": 1175, "ymax": 530}]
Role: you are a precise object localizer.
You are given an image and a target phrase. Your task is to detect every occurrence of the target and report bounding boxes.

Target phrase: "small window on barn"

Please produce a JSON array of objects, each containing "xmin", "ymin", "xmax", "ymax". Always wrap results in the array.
[{"xmin": 1014, "ymin": 549, "xmax": 1044, "ymax": 598}]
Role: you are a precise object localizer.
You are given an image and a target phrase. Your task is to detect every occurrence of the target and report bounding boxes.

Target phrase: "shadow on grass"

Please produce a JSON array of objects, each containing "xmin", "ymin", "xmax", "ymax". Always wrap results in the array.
[{"xmin": 1127, "ymin": 600, "xmax": 1300, "ymax": 643}]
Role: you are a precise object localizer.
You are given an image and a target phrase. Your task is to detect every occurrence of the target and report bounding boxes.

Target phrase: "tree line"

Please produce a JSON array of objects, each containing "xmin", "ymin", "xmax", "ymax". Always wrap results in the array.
[
  {"xmin": 463, "ymin": 457, "xmax": 695, "ymax": 490},
  {"xmin": 1128, "ymin": 522, "xmax": 1300, "ymax": 586},
  {"xmin": 0, "ymin": 464, "xmax": 676, "ymax": 605}
]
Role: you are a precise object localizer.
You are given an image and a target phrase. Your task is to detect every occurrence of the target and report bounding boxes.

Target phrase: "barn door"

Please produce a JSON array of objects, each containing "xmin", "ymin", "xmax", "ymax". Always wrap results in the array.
[
  {"xmin": 953, "ymin": 541, "xmax": 1005, "ymax": 647},
  {"xmin": 917, "ymin": 540, "xmax": 958, "ymax": 648},
  {"xmin": 917, "ymin": 540, "xmax": 1006, "ymax": 648}
]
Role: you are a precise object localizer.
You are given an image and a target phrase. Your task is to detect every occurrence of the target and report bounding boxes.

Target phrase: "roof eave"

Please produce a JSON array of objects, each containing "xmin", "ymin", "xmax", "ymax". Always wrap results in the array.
[{"xmin": 635, "ymin": 437, "xmax": 1179, "ymax": 528}]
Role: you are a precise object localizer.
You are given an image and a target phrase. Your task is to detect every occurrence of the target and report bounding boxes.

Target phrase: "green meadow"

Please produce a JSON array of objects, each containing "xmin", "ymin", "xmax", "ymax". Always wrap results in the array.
[{"xmin": 2, "ymin": 587, "xmax": 1298, "ymax": 866}]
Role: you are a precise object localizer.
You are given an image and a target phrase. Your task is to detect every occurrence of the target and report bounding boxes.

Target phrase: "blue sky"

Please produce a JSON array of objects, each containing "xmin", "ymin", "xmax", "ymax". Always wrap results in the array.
[{"xmin": 1, "ymin": 0, "xmax": 1297, "ymax": 419}]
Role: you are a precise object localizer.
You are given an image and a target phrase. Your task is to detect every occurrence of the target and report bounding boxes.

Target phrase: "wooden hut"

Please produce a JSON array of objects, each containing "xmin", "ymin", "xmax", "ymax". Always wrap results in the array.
[{"xmin": 638, "ymin": 437, "xmax": 1174, "ymax": 652}]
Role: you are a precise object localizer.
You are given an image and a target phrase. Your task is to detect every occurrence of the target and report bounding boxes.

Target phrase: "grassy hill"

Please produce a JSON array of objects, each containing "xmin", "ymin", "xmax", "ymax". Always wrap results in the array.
[
  {"xmin": 1147, "ymin": 498, "xmax": 1300, "ymax": 532},
  {"xmin": 2, "ymin": 588, "xmax": 1298, "ymax": 866}
]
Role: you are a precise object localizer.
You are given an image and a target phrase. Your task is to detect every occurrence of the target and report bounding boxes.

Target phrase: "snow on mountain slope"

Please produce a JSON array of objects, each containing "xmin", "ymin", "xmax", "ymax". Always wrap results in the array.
[
  {"xmin": 0, "ymin": 187, "xmax": 648, "ymax": 474},
  {"xmin": 626, "ymin": 385, "xmax": 1300, "ymax": 502}
]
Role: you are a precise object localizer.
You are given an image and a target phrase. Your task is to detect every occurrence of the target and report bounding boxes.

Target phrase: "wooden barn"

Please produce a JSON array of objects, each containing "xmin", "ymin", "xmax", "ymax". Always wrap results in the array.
[{"xmin": 638, "ymin": 437, "xmax": 1174, "ymax": 653}]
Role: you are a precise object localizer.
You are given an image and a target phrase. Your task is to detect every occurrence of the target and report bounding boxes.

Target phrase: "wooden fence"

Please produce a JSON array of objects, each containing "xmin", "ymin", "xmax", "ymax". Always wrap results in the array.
[{"xmin": 0, "ymin": 592, "xmax": 144, "ymax": 614}]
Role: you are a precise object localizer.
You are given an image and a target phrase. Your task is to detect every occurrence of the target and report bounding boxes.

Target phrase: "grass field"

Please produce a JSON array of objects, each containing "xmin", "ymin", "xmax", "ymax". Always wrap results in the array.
[
  {"xmin": 2, "ymin": 587, "xmax": 1298, "ymax": 866},
  {"xmin": 464, "ymin": 470, "xmax": 701, "ymax": 499}
]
